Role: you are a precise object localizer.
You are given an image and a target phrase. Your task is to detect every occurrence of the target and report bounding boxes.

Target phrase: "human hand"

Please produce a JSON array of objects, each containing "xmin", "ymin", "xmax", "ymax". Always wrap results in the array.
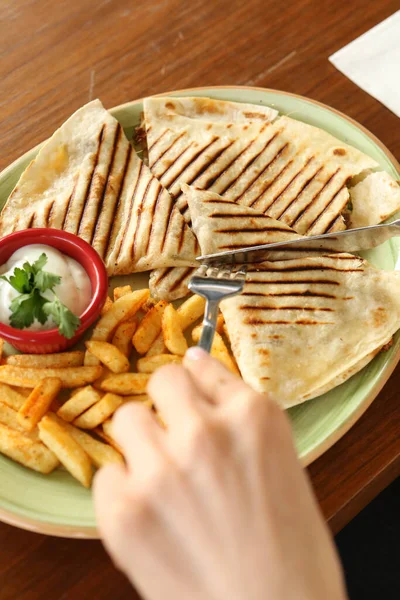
[{"xmin": 94, "ymin": 347, "xmax": 347, "ymax": 600}]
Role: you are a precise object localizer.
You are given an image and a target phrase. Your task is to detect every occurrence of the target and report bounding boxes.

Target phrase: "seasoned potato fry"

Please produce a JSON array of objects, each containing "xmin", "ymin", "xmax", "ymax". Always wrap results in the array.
[
  {"xmin": 141, "ymin": 297, "xmax": 158, "ymax": 313},
  {"xmin": 0, "ymin": 422, "xmax": 59, "ymax": 474},
  {"xmin": 0, "ymin": 383, "xmax": 26, "ymax": 410},
  {"xmin": 83, "ymin": 349, "xmax": 100, "ymax": 366},
  {"xmin": 101, "ymin": 296, "xmax": 113, "ymax": 315},
  {"xmin": 91, "ymin": 290, "xmax": 149, "ymax": 342},
  {"xmin": 0, "ymin": 339, "xmax": 3, "ymax": 361},
  {"xmin": 192, "ymin": 330, "xmax": 240, "ymax": 375},
  {"xmin": 85, "ymin": 341, "xmax": 130, "ymax": 374},
  {"xmin": 5, "ymin": 351, "xmax": 84, "ymax": 368},
  {"xmin": 57, "ymin": 386, "xmax": 102, "ymax": 422},
  {"xmin": 102, "ymin": 418, "xmax": 114, "ymax": 439},
  {"xmin": 145, "ymin": 332, "xmax": 167, "ymax": 357},
  {"xmin": 17, "ymin": 378, "xmax": 62, "ymax": 432},
  {"xmin": 112, "ymin": 321, "xmax": 137, "ymax": 358},
  {"xmin": 132, "ymin": 300, "xmax": 168, "ymax": 354},
  {"xmin": 113, "ymin": 285, "xmax": 132, "ymax": 301},
  {"xmin": 162, "ymin": 304, "xmax": 188, "ymax": 356},
  {"xmin": 99, "ymin": 373, "xmax": 150, "ymax": 395},
  {"xmin": 121, "ymin": 394, "xmax": 151, "ymax": 404},
  {"xmin": 73, "ymin": 393, "xmax": 123, "ymax": 429},
  {"xmin": 38, "ymin": 415, "xmax": 92, "ymax": 487},
  {"xmin": 0, "ymin": 402, "xmax": 40, "ymax": 441},
  {"xmin": 51, "ymin": 414, "xmax": 123, "ymax": 467},
  {"xmin": 0, "ymin": 366, "xmax": 103, "ymax": 388},
  {"xmin": 137, "ymin": 354, "xmax": 182, "ymax": 373},
  {"xmin": 177, "ymin": 295, "xmax": 206, "ymax": 329}
]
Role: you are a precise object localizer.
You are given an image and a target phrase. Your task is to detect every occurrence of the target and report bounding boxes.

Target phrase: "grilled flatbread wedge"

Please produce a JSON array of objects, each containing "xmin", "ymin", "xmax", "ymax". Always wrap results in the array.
[
  {"xmin": 347, "ymin": 171, "xmax": 400, "ymax": 228},
  {"xmin": 144, "ymin": 96, "xmax": 377, "ymax": 235},
  {"xmin": 0, "ymin": 100, "xmax": 198, "ymax": 275},
  {"xmin": 183, "ymin": 185, "xmax": 305, "ymax": 256},
  {"xmin": 221, "ymin": 254, "xmax": 400, "ymax": 408},
  {"xmin": 149, "ymin": 266, "xmax": 195, "ymax": 301}
]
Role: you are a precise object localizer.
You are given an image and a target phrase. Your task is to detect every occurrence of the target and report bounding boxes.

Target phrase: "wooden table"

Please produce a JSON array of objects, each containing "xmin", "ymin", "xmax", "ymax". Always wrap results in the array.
[{"xmin": 1, "ymin": 0, "xmax": 399, "ymax": 597}]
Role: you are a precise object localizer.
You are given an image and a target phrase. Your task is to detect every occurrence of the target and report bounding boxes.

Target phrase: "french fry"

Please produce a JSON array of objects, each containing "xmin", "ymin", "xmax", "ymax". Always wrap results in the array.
[
  {"xmin": 57, "ymin": 386, "xmax": 102, "ymax": 422},
  {"xmin": 92, "ymin": 367, "xmax": 113, "ymax": 390},
  {"xmin": 51, "ymin": 414, "xmax": 123, "ymax": 468},
  {"xmin": 0, "ymin": 402, "xmax": 40, "ymax": 441},
  {"xmin": 132, "ymin": 300, "xmax": 168, "ymax": 354},
  {"xmin": 101, "ymin": 296, "xmax": 113, "ymax": 315},
  {"xmin": 113, "ymin": 285, "xmax": 132, "ymax": 301},
  {"xmin": 73, "ymin": 393, "xmax": 123, "ymax": 429},
  {"xmin": 162, "ymin": 304, "xmax": 188, "ymax": 356},
  {"xmin": 99, "ymin": 373, "xmax": 150, "ymax": 395},
  {"xmin": 17, "ymin": 378, "xmax": 62, "ymax": 432},
  {"xmin": 85, "ymin": 341, "xmax": 130, "ymax": 374},
  {"xmin": 0, "ymin": 365, "xmax": 103, "ymax": 388},
  {"xmin": 192, "ymin": 330, "xmax": 240, "ymax": 375},
  {"xmin": 0, "ymin": 383, "xmax": 26, "ymax": 410},
  {"xmin": 145, "ymin": 332, "xmax": 167, "ymax": 357},
  {"xmin": 112, "ymin": 321, "xmax": 137, "ymax": 358},
  {"xmin": 141, "ymin": 297, "xmax": 158, "ymax": 313},
  {"xmin": 145, "ymin": 295, "xmax": 206, "ymax": 356},
  {"xmin": 5, "ymin": 351, "xmax": 85, "ymax": 368},
  {"xmin": 177, "ymin": 295, "xmax": 206, "ymax": 329},
  {"xmin": 0, "ymin": 422, "xmax": 59, "ymax": 474},
  {"xmin": 102, "ymin": 418, "xmax": 114, "ymax": 439},
  {"xmin": 91, "ymin": 289, "xmax": 150, "ymax": 342},
  {"xmin": 84, "ymin": 349, "xmax": 100, "ymax": 366},
  {"xmin": 0, "ymin": 339, "xmax": 3, "ymax": 361},
  {"xmin": 121, "ymin": 394, "xmax": 151, "ymax": 403},
  {"xmin": 38, "ymin": 415, "xmax": 92, "ymax": 487},
  {"xmin": 137, "ymin": 354, "xmax": 182, "ymax": 373}
]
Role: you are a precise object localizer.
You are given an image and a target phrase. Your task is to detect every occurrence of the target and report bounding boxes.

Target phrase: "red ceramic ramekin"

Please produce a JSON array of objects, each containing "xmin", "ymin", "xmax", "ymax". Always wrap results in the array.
[{"xmin": 0, "ymin": 229, "xmax": 108, "ymax": 353}]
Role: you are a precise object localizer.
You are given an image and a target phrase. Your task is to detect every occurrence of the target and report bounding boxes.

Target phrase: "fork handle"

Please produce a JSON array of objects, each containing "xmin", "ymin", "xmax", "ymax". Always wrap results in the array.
[{"xmin": 198, "ymin": 299, "xmax": 220, "ymax": 353}]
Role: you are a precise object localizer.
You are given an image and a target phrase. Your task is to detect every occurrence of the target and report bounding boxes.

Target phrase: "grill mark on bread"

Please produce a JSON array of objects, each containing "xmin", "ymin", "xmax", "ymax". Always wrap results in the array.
[
  {"xmin": 289, "ymin": 168, "xmax": 340, "ymax": 228},
  {"xmin": 88, "ymin": 124, "xmax": 121, "ymax": 245},
  {"xmin": 239, "ymin": 305, "xmax": 334, "ymax": 312},
  {"xmin": 165, "ymin": 137, "xmax": 220, "ymax": 193},
  {"xmin": 115, "ymin": 161, "xmax": 143, "ymax": 261},
  {"xmin": 305, "ymin": 184, "xmax": 346, "ymax": 233},
  {"xmin": 190, "ymin": 141, "xmax": 237, "ymax": 190},
  {"xmin": 235, "ymin": 143, "xmax": 289, "ymax": 204},
  {"xmin": 145, "ymin": 182, "xmax": 164, "ymax": 255},
  {"xmin": 170, "ymin": 267, "xmax": 193, "ymax": 291},
  {"xmin": 148, "ymin": 128, "xmax": 170, "ymax": 156},
  {"xmin": 73, "ymin": 124, "xmax": 105, "ymax": 234},
  {"xmin": 245, "ymin": 278, "xmax": 341, "ymax": 286},
  {"xmin": 61, "ymin": 175, "xmax": 78, "ymax": 229},
  {"xmin": 264, "ymin": 156, "xmax": 315, "ymax": 212},
  {"xmin": 246, "ymin": 265, "xmax": 363, "ymax": 273},
  {"xmin": 27, "ymin": 214, "xmax": 35, "ymax": 228},
  {"xmin": 160, "ymin": 198, "xmax": 175, "ymax": 253},
  {"xmin": 45, "ymin": 200, "xmax": 55, "ymax": 227},
  {"xmin": 150, "ymin": 132, "xmax": 186, "ymax": 170},
  {"xmin": 215, "ymin": 225, "xmax": 293, "ymax": 234},
  {"xmin": 159, "ymin": 142, "xmax": 195, "ymax": 181},
  {"xmin": 241, "ymin": 291, "xmax": 345, "ymax": 299},
  {"xmin": 206, "ymin": 138, "xmax": 261, "ymax": 196},
  {"xmin": 104, "ymin": 144, "xmax": 133, "ymax": 258},
  {"xmin": 249, "ymin": 158, "xmax": 295, "ymax": 210},
  {"xmin": 244, "ymin": 318, "xmax": 334, "ymax": 325},
  {"xmin": 274, "ymin": 166, "xmax": 324, "ymax": 220},
  {"xmin": 132, "ymin": 177, "xmax": 152, "ymax": 259}
]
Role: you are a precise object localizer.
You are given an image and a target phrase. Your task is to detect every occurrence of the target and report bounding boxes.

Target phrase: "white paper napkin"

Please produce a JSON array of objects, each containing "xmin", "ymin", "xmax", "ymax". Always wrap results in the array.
[{"xmin": 329, "ymin": 11, "xmax": 400, "ymax": 118}]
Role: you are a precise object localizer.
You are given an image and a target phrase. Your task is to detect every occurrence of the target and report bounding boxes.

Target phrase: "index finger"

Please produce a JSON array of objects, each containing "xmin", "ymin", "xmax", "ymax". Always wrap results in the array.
[{"xmin": 183, "ymin": 347, "xmax": 250, "ymax": 405}]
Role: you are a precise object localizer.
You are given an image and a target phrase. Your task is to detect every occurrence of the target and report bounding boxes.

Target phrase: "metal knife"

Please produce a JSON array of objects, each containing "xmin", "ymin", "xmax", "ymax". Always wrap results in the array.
[{"xmin": 197, "ymin": 218, "xmax": 400, "ymax": 265}]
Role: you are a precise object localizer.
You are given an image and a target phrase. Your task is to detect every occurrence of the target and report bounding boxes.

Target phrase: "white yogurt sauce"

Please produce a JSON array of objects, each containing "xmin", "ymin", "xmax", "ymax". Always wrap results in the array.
[{"xmin": 0, "ymin": 244, "xmax": 91, "ymax": 331}]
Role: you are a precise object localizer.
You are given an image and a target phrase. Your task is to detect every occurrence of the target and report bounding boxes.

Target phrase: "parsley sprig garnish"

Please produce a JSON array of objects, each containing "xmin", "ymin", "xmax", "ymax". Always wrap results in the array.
[{"xmin": 1, "ymin": 253, "xmax": 81, "ymax": 339}]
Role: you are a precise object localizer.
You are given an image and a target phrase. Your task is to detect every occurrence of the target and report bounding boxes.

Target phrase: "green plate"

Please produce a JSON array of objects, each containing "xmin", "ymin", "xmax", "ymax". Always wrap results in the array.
[{"xmin": 0, "ymin": 87, "xmax": 399, "ymax": 538}]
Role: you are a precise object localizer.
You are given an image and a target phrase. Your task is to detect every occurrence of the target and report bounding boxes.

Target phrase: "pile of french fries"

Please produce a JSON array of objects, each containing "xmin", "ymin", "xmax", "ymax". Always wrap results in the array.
[{"xmin": 0, "ymin": 287, "xmax": 239, "ymax": 487}]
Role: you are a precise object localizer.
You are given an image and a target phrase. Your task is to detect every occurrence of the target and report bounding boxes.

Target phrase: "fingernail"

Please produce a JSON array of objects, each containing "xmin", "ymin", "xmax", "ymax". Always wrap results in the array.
[{"xmin": 185, "ymin": 346, "xmax": 208, "ymax": 360}]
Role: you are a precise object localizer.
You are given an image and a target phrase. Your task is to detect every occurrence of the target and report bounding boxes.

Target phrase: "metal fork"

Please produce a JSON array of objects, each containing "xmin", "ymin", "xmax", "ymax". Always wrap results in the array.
[{"xmin": 188, "ymin": 264, "xmax": 247, "ymax": 352}]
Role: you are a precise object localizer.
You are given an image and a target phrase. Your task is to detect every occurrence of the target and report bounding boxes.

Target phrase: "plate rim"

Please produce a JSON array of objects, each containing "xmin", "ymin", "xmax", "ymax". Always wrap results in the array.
[{"xmin": 0, "ymin": 85, "xmax": 399, "ymax": 539}]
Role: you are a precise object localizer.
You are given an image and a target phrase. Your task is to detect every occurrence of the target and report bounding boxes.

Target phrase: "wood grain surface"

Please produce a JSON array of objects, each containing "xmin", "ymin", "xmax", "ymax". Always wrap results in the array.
[{"xmin": 0, "ymin": 0, "xmax": 399, "ymax": 598}]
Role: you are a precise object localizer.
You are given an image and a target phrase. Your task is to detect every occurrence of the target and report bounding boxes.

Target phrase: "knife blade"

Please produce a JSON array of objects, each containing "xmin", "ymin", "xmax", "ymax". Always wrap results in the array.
[{"xmin": 197, "ymin": 218, "xmax": 400, "ymax": 265}]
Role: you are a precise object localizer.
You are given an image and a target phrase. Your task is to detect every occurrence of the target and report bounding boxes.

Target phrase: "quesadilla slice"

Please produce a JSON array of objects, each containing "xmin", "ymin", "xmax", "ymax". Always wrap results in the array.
[
  {"xmin": 347, "ymin": 171, "xmax": 400, "ymax": 228},
  {"xmin": 0, "ymin": 100, "xmax": 199, "ymax": 275},
  {"xmin": 144, "ymin": 97, "xmax": 378, "ymax": 235},
  {"xmin": 220, "ymin": 254, "xmax": 400, "ymax": 408},
  {"xmin": 149, "ymin": 266, "xmax": 195, "ymax": 301}
]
